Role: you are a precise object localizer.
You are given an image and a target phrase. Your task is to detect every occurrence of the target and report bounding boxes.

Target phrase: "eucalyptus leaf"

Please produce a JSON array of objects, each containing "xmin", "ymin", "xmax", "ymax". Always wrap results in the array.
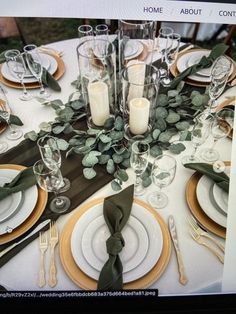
[
  {"xmin": 168, "ymin": 90, "xmax": 179, "ymax": 98},
  {"xmin": 155, "ymin": 117, "xmax": 167, "ymax": 131},
  {"xmin": 57, "ymin": 107, "xmax": 74, "ymax": 122},
  {"xmin": 99, "ymin": 134, "xmax": 112, "ymax": 143},
  {"xmin": 156, "ymin": 107, "xmax": 168, "ymax": 119},
  {"xmin": 142, "ymin": 176, "xmax": 152, "ymax": 188},
  {"xmin": 85, "ymin": 137, "xmax": 96, "ymax": 147},
  {"xmin": 52, "ymin": 125, "xmax": 66, "ymax": 134},
  {"xmin": 166, "ymin": 111, "xmax": 180, "ymax": 124},
  {"xmin": 111, "ymin": 180, "xmax": 122, "ymax": 191},
  {"xmin": 169, "ymin": 143, "xmax": 186, "ymax": 154},
  {"xmin": 104, "ymin": 117, "xmax": 114, "ymax": 129},
  {"xmin": 24, "ymin": 130, "xmax": 38, "ymax": 141},
  {"xmin": 71, "ymin": 100, "xmax": 85, "ymax": 110},
  {"xmin": 98, "ymin": 140, "xmax": 112, "ymax": 152},
  {"xmin": 106, "ymin": 159, "xmax": 115, "ymax": 174},
  {"xmin": 109, "ymin": 130, "xmax": 124, "ymax": 141},
  {"xmin": 152, "ymin": 129, "xmax": 161, "ymax": 140},
  {"xmin": 73, "ymin": 146, "xmax": 91, "ymax": 154},
  {"xmin": 150, "ymin": 145, "xmax": 162, "ymax": 157},
  {"xmin": 116, "ymin": 169, "xmax": 128, "ymax": 182},
  {"xmin": 87, "ymin": 128, "xmax": 102, "ymax": 135},
  {"xmin": 156, "ymin": 172, "xmax": 170, "ymax": 180},
  {"xmin": 83, "ymin": 168, "xmax": 97, "ymax": 179},
  {"xmin": 114, "ymin": 116, "xmax": 124, "ymax": 131},
  {"xmin": 157, "ymin": 94, "xmax": 168, "ymax": 107},
  {"xmin": 121, "ymin": 158, "xmax": 130, "ymax": 168},
  {"xmin": 192, "ymin": 94, "xmax": 203, "ymax": 107},
  {"xmin": 176, "ymin": 121, "xmax": 190, "ymax": 131},
  {"xmin": 112, "ymin": 153, "xmax": 123, "ymax": 164},
  {"xmin": 179, "ymin": 130, "xmax": 192, "ymax": 141},
  {"xmin": 39, "ymin": 122, "xmax": 52, "ymax": 132},
  {"xmin": 82, "ymin": 154, "xmax": 99, "ymax": 167},
  {"xmin": 98, "ymin": 154, "xmax": 110, "ymax": 164},
  {"xmin": 190, "ymin": 90, "xmax": 200, "ymax": 99},
  {"xmin": 56, "ymin": 138, "xmax": 69, "ymax": 151}
]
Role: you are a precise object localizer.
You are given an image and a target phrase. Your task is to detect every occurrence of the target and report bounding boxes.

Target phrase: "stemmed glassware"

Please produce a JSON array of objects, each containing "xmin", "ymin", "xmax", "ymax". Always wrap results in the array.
[
  {"xmin": 78, "ymin": 24, "xmax": 94, "ymax": 42},
  {"xmin": 161, "ymin": 33, "xmax": 181, "ymax": 87},
  {"xmin": 23, "ymin": 44, "xmax": 51, "ymax": 99},
  {"xmin": 181, "ymin": 112, "xmax": 213, "ymax": 164},
  {"xmin": 95, "ymin": 24, "xmax": 109, "ymax": 40},
  {"xmin": 37, "ymin": 135, "xmax": 71, "ymax": 192},
  {"xmin": 207, "ymin": 56, "xmax": 232, "ymax": 112},
  {"xmin": 130, "ymin": 141, "xmax": 150, "ymax": 196},
  {"xmin": 201, "ymin": 108, "xmax": 233, "ymax": 162},
  {"xmin": 4, "ymin": 49, "xmax": 32, "ymax": 101},
  {"xmin": 33, "ymin": 159, "xmax": 71, "ymax": 213},
  {"xmin": 147, "ymin": 154, "xmax": 176, "ymax": 209}
]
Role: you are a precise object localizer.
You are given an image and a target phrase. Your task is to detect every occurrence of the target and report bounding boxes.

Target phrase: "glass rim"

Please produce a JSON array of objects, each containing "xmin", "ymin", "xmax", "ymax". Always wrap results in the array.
[
  {"xmin": 159, "ymin": 26, "xmax": 174, "ymax": 35},
  {"xmin": 4, "ymin": 49, "xmax": 21, "ymax": 58},
  {"xmin": 37, "ymin": 135, "xmax": 57, "ymax": 148},
  {"xmin": 120, "ymin": 19, "xmax": 155, "ymax": 27},
  {"xmin": 95, "ymin": 24, "xmax": 108, "ymax": 31},
  {"xmin": 33, "ymin": 159, "xmax": 57, "ymax": 176},
  {"xmin": 23, "ymin": 44, "xmax": 37, "ymax": 52},
  {"xmin": 131, "ymin": 140, "xmax": 150, "ymax": 154},
  {"xmin": 76, "ymin": 38, "xmax": 115, "ymax": 59}
]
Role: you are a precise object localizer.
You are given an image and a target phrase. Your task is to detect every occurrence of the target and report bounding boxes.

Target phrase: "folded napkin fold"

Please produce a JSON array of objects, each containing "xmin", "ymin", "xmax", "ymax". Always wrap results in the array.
[
  {"xmin": 97, "ymin": 184, "xmax": 134, "ymax": 290},
  {"xmin": 184, "ymin": 162, "xmax": 229, "ymax": 193},
  {"xmin": 0, "ymin": 167, "xmax": 37, "ymax": 201},
  {"xmin": 170, "ymin": 43, "xmax": 229, "ymax": 89},
  {"xmin": 0, "ymin": 50, "xmax": 61, "ymax": 92}
]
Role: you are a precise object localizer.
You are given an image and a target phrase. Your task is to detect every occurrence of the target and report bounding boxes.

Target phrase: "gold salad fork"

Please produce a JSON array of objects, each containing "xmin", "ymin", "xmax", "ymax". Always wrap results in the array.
[
  {"xmin": 38, "ymin": 231, "xmax": 48, "ymax": 287},
  {"xmin": 189, "ymin": 228, "xmax": 224, "ymax": 264},
  {"xmin": 187, "ymin": 216, "xmax": 225, "ymax": 253},
  {"xmin": 49, "ymin": 221, "xmax": 59, "ymax": 287}
]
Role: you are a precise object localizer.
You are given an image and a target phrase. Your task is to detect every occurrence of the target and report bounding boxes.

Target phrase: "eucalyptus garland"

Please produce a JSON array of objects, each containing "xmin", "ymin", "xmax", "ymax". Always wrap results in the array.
[{"xmin": 25, "ymin": 79, "xmax": 209, "ymax": 191}]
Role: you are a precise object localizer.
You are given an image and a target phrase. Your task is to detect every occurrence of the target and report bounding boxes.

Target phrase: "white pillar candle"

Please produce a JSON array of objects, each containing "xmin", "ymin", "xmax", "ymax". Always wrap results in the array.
[
  {"xmin": 129, "ymin": 97, "xmax": 150, "ymax": 135},
  {"xmin": 88, "ymin": 81, "xmax": 110, "ymax": 126},
  {"xmin": 127, "ymin": 61, "xmax": 145, "ymax": 103}
]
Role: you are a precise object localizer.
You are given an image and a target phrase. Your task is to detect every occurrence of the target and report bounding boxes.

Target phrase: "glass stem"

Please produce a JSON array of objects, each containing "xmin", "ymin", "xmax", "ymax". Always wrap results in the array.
[
  {"xmin": 190, "ymin": 145, "xmax": 198, "ymax": 161},
  {"xmin": 53, "ymin": 192, "xmax": 64, "ymax": 207},
  {"xmin": 210, "ymin": 138, "xmax": 218, "ymax": 151},
  {"xmin": 135, "ymin": 174, "xmax": 141, "ymax": 187},
  {"xmin": 20, "ymin": 79, "xmax": 28, "ymax": 96},
  {"xmin": 38, "ymin": 78, "xmax": 45, "ymax": 94}
]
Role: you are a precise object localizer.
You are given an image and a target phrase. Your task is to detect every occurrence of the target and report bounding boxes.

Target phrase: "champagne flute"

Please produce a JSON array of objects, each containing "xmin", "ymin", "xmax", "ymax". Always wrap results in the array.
[
  {"xmin": 130, "ymin": 141, "xmax": 150, "ymax": 196},
  {"xmin": 23, "ymin": 44, "xmax": 50, "ymax": 99},
  {"xmin": 33, "ymin": 159, "xmax": 71, "ymax": 213},
  {"xmin": 161, "ymin": 33, "xmax": 181, "ymax": 87},
  {"xmin": 4, "ymin": 49, "xmax": 32, "ymax": 101},
  {"xmin": 156, "ymin": 27, "xmax": 173, "ymax": 77},
  {"xmin": 181, "ymin": 112, "xmax": 213, "ymax": 164},
  {"xmin": 37, "ymin": 135, "xmax": 71, "ymax": 192},
  {"xmin": 147, "ymin": 154, "xmax": 176, "ymax": 209}
]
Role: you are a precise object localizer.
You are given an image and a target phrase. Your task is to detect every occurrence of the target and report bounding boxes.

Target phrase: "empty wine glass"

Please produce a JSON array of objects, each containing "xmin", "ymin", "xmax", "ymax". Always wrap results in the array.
[
  {"xmin": 147, "ymin": 154, "xmax": 176, "ymax": 209},
  {"xmin": 37, "ymin": 135, "xmax": 71, "ymax": 192},
  {"xmin": 207, "ymin": 56, "xmax": 232, "ymax": 111},
  {"xmin": 33, "ymin": 159, "xmax": 71, "ymax": 213},
  {"xmin": 23, "ymin": 44, "xmax": 50, "ymax": 99},
  {"xmin": 156, "ymin": 27, "xmax": 173, "ymax": 77},
  {"xmin": 161, "ymin": 33, "xmax": 181, "ymax": 87},
  {"xmin": 201, "ymin": 110, "xmax": 232, "ymax": 162},
  {"xmin": 4, "ymin": 50, "xmax": 32, "ymax": 101},
  {"xmin": 95, "ymin": 24, "xmax": 109, "ymax": 40},
  {"xmin": 181, "ymin": 112, "xmax": 213, "ymax": 164},
  {"xmin": 78, "ymin": 24, "xmax": 94, "ymax": 44},
  {"xmin": 130, "ymin": 141, "xmax": 150, "ymax": 196}
]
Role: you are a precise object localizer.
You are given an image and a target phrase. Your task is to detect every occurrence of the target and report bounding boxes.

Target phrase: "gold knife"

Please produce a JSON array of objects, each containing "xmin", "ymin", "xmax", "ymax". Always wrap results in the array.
[{"xmin": 168, "ymin": 215, "xmax": 188, "ymax": 285}]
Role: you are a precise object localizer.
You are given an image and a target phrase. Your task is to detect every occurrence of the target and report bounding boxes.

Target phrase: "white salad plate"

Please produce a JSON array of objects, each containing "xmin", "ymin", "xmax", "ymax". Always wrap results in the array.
[
  {"xmin": 0, "ymin": 169, "xmax": 38, "ymax": 235},
  {"xmin": 71, "ymin": 200, "xmax": 163, "ymax": 283}
]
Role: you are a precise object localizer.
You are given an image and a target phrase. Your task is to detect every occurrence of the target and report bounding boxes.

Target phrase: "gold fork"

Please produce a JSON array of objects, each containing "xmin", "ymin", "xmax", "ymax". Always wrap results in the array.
[
  {"xmin": 189, "ymin": 229, "xmax": 224, "ymax": 264},
  {"xmin": 38, "ymin": 231, "xmax": 48, "ymax": 287},
  {"xmin": 187, "ymin": 216, "xmax": 225, "ymax": 253},
  {"xmin": 49, "ymin": 221, "xmax": 59, "ymax": 287}
]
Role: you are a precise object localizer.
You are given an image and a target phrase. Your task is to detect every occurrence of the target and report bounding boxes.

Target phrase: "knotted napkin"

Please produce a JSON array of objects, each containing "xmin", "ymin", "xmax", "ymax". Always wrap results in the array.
[
  {"xmin": 170, "ymin": 43, "xmax": 229, "ymax": 88},
  {"xmin": 0, "ymin": 167, "xmax": 37, "ymax": 201},
  {"xmin": 0, "ymin": 50, "xmax": 61, "ymax": 92},
  {"xmin": 97, "ymin": 184, "xmax": 134, "ymax": 290},
  {"xmin": 184, "ymin": 162, "xmax": 229, "ymax": 193}
]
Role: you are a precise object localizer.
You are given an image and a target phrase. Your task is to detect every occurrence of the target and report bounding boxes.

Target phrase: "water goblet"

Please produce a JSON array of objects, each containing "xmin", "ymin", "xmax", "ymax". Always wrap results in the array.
[
  {"xmin": 4, "ymin": 50, "xmax": 32, "ymax": 101},
  {"xmin": 33, "ymin": 159, "xmax": 71, "ymax": 213},
  {"xmin": 147, "ymin": 154, "xmax": 176, "ymax": 209},
  {"xmin": 181, "ymin": 112, "xmax": 213, "ymax": 164},
  {"xmin": 201, "ymin": 110, "xmax": 232, "ymax": 162},
  {"xmin": 130, "ymin": 141, "xmax": 150, "ymax": 196},
  {"xmin": 156, "ymin": 26, "xmax": 173, "ymax": 77},
  {"xmin": 23, "ymin": 44, "xmax": 50, "ymax": 99},
  {"xmin": 37, "ymin": 135, "xmax": 71, "ymax": 192},
  {"xmin": 161, "ymin": 33, "xmax": 181, "ymax": 87}
]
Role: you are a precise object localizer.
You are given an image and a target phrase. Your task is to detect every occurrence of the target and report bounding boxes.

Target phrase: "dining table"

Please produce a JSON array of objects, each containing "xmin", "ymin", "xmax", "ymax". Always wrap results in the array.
[{"xmin": 0, "ymin": 36, "xmax": 235, "ymax": 296}]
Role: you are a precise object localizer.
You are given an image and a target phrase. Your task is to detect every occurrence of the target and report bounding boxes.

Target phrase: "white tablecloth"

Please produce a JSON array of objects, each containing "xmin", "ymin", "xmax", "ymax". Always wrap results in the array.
[{"xmin": 0, "ymin": 38, "xmax": 235, "ymax": 295}]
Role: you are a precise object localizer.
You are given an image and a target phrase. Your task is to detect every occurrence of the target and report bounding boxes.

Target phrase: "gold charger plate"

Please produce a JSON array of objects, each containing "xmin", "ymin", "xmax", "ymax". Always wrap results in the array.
[
  {"xmin": 0, "ymin": 164, "xmax": 48, "ymax": 245},
  {"xmin": 0, "ymin": 53, "xmax": 65, "ymax": 90},
  {"xmin": 186, "ymin": 161, "xmax": 231, "ymax": 239},
  {"xmin": 60, "ymin": 197, "xmax": 171, "ymax": 290},
  {"xmin": 171, "ymin": 48, "xmax": 236, "ymax": 87}
]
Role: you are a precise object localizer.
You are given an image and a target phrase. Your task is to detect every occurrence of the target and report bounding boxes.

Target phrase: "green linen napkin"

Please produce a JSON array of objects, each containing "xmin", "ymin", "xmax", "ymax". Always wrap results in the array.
[
  {"xmin": 0, "ymin": 50, "xmax": 61, "ymax": 92},
  {"xmin": 0, "ymin": 110, "xmax": 23, "ymax": 126},
  {"xmin": 97, "ymin": 184, "xmax": 134, "ymax": 290},
  {"xmin": 0, "ymin": 167, "xmax": 37, "ymax": 201},
  {"xmin": 170, "ymin": 43, "xmax": 229, "ymax": 89},
  {"xmin": 184, "ymin": 162, "xmax": 229, "ymax": 193}
]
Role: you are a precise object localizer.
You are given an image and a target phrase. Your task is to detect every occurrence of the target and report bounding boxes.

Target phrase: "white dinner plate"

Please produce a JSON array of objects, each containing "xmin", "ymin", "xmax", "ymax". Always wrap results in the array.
[
  {"xmin": 71, "ymin": 199, "xmax": 163, "ymax": 283},
  {"xmin": 196, "ymin": 175, "xmax": 227, "ymax": 228},
  {"xmin": 124, "ymin": 40, "xmax": 144, "ymax": 60},
  {"xmin": 0, "ymin": 169, "xmax": 38, "ymax": 235},
  {"xmin": 81, "ymin": 215, "xmax": 149, "ymax": 273},
  {"xmin": 1, "ymin": 53, "xmax": 58, "ymax": 84},
  {"xmin": 212, "ymin": 183, "xmax": 228, "ymax": 214},
  {"xmin": 0, "ymin": 176, "xmax": 23, "ymax": 223}
]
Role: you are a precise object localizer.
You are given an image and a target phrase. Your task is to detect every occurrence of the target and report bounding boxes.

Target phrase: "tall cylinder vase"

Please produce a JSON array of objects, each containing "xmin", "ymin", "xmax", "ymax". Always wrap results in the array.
[{"xmin": 77, "ymin": 38, "xmax": 117, "ymax": 129}]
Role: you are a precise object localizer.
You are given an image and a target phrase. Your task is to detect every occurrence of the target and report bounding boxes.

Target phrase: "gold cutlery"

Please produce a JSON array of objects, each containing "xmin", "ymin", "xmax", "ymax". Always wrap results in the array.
[
  {"xmin": 38, "ymin": 46, "xmax": 63, "ymax": 58},
  {"xmin": 48, "ymin": 221, "xmax": 59, "ymax": 287},
  {"xmin": 0, "ymin": 219, "xmax": 50, "ymax": 258},
  {"xmin": 168, "ymin": 215, "xmax": 188, "ymax": 285},
  {"xmin": 38, "ymin": 231, "xmax": 48, "ymax": 287},
  {"xmin": 189, "ymin": 228, "xmax": 224, "ymax": 264},
  {"xmin": 187, "ymin": 216, "xmax": 225, "ymax": 253},
  {"xmin": 179, "ymin": 44, "xmax": 194, "ymax": 54}
]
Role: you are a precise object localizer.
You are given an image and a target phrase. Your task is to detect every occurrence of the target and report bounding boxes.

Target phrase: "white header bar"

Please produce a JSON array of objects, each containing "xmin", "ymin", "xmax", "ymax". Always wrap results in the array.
[{"xmin": 0, "ymin": 0, "xmax": 236, "ymax": 24}]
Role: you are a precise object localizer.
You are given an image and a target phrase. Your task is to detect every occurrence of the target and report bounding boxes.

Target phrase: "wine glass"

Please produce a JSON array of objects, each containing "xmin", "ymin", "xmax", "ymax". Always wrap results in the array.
[
  {"xmin": 207, "ymin": 56, "xmax": 232, "ymax": 111},
  {"xmin": 95, "ymin": 24, "xmax": 109, "ymax": 40},
  {"xmin": 147, "ymin": 154, "xmax": 176, "ymax": 209},
  {"xmin": 23, "ymin": 44, "xmax": 50, "ymax": 99},
  {"xmin": 33, "ymin": 159, "xmax": 71, "ymax": 213},
  {"xmin": 161, "ymin": 33, "xmax": 181, "ymax": 87},
  {"xmin": 78, "ymin": 24, "xmax": 94, "ymax": 46},
  {"xmin": 201, "ymin": 109, "xmax": 232, "ymax": 162},
  {"xmin": 37, "ymin": 135, "xmax": 71, "ymax": 192},
  {"xmin": 156, "ymin": 26, "xmax": 173, "ymax": 77},
  {"xmin": 181, "ymin": 112, "xmax": 213, "ymax": 164},
  {"xmin": 4, "ymin": 49, "xmax": 32, "ymax": 101},
  {"xmin": 130, "ymin": 141, "xmax": 150, "ymax": 195}
]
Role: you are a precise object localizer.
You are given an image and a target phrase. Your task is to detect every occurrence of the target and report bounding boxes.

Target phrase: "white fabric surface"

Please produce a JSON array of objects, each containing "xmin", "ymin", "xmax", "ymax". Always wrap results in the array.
[{"xmin": 0, "ymin": 38, "xmax": 235, "ymax": 295}]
